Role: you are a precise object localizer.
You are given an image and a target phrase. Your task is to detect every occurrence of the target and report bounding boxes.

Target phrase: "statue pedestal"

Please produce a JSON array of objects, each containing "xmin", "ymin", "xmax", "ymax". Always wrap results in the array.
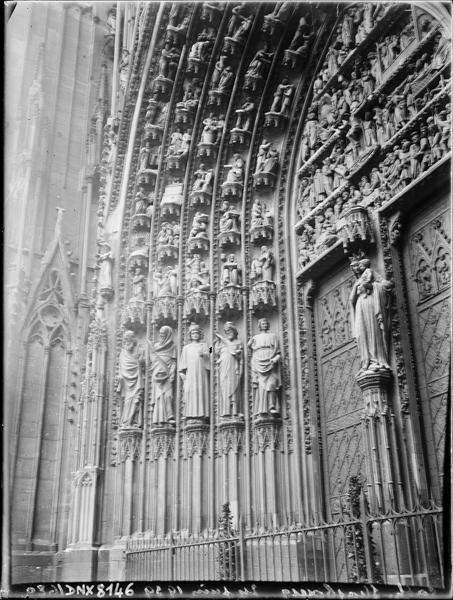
[
  {"xmin": 250, "ymin": 280, "xmax": 277, "ymax": 312},
  {"xmin": 217, "ymin": 285, "xmax": 242, "ymax": 317},
  {"xmin": 190, "ymin": 189, "xmax": 212, "ymax": 208},
  {"xmin": 219, "ymin": 230, "xmax": 241, "ymax": 249},
  {"xmin": 250, "ymin": 224, "xmax": 273, "ymax": 244},
  {"xmin": 153, "ymin": 76, "xmax": 174, "ymax": 101},
  {"xmin": 222, "ymin": 36, "xmax": 243, "ymax": 56},
  {"xmin": 197, "ymin": 141, "xmax": 218, "ymax": 159},
  {"xmin": 229, "ymin": 128, "xmax": 251, "ymax": 147},
  {"xmin": 152, "ymin": 295, "xmax": 177, "ymax": 325},
  {"xmin": 187, "ymin": 235, "xmax": 210, "ymax": 254},
  {"xmin": 253, "ymin": 171, "xmax": 277, "ymax": 190},
  {"xmin": 356, "ymin": 368, "xmax": 395, "ymax": 512},
  {"xmin": 221, "ymin": 181, "xmax": 243, "ymax": 199},
  {"xmin": 183, "ymin": 290, "xmax": 210, "ymax": 320},
  {"xmin": 143, "ymin": 124, "xmax": 163, "ymax": 144},
  {"xmin": 175, "ymin": 105, "xmax": 195, "ymax": 125},
  {"xmin": 131, "ymin": 213, "xmax": 151, "ymax": 232},
  {"xmin": 121, "ymin": 298, "xmax": 146, "ymax": 330}
]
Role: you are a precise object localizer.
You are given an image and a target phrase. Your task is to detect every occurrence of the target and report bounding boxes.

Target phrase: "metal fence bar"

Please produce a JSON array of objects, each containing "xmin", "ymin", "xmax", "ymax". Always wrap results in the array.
[{"xmin": 125, "ymin": 507, "xmax": 444, "ymax": 586}]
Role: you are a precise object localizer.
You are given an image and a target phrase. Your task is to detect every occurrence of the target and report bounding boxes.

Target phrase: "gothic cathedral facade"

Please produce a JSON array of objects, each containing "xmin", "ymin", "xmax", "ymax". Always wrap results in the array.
[{"xmin": 5, "ymin": 1, "xmax": 451, "ymax": 587}]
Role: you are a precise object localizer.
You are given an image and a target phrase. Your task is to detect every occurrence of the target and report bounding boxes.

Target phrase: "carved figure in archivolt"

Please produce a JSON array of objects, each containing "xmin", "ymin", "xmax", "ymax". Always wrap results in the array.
[
  {"xmin": 216, "ymin": 322, "xmax": 243, "ymax": 417},
  {"xmin": 117, "ymin": 331, "xmax": 144, "ymax": 427},
  {"xmin": 150, "ymin": 326, "xmax": 176, "ymax": 424},
  {"xmin": 251, "ymin": 246, "xmax": 275, "ymax": 282},
  {"xmin": 132, "ymin": 267, "xmax": 146, "ymax": 301},
  {"xmin": 246, "ymin": 43, "xmax": 273, "ymax": 78},
  {"xmin": 270, "ymin": 78, "xmax": 294, "ymax": 115},
  {"xmin": 153, "ymin": 265, "xmax": 178, "ymax": 297},
  {"xmin": 234, "ymin": 97, "xmax": 255, "ymax": 131},
  {"xmin": 99, "ymin": 241, "xmax": 114, "ymax": 296},
  {"xmin": 192, "ymin": 164, "xmax": 214, "ymax": 192},
  {"xmin": 179, "ymin": 323, "xmax": 211, "ymax": 418},
  {"xmin": 225, "ymin": 154, "xmax": 245, "ymax": 183},
  {"xmin": 349, "ymin": 258, "xmax": 392, "ymax": 374},
  {"xmin": 119, "ymin": 49, "xmax": 130, "ymax": 92},
  {"xmin": 187, "ymin": 254, "xmax": 210, "ymax": 291},
  {"xmin": 221, "ymin": 253, "xmax": 240, "ymax": 285},
  {"xmin": 248, "ymin": 318, "xmax": 281, "ymax": 415}
]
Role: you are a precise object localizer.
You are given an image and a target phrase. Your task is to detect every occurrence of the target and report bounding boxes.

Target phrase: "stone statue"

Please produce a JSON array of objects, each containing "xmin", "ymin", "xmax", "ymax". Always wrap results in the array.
[
  {"xmin": 211, "ymin": 55, "xmax": 227, "ymax": 89},
  {"xmin": 218, "ymin": 66, "xmax": 234, "ymax": 93},
  {"xmin": 349, "ymin": 258, "xmax": 393, "ymax": 373},
  {"xmin": 251, "ymin": 246, "xmax": 275, "ymax": 282},
  {"xmin": 187, "ymin": 254, "xmax": 210, "ymax": 291},
  {"xmin": 216, "ymin": 322, "xmax": 243, "ymax": 417},
  {"xmin": 132, "ymin": 268, "xmax": 146, "ymax": 301},
  {"xmin": 153, "ymin": 265, "xmax": 178, "ymax": 297},
  {"xmin": 226, "ymin": 2, "xmax": 248, "ymax": 37},
  {"xmin": 248, "ymin": 318, "xmax": 281, "ymax": 415},
  {"xmin": 99, "ymin": 242, "xmax": 113, "ymax": 292},
  {"xmin": 219, "ymin": 201, "xmax": 240, "ymax": 233},
  {"xmin": 221, "ymin": 253, "xmax": 240, "ymax": 286},
  {"xmin": 254, "ymin": 140, "xmax": 279, "ymax": 175},
  {"xmin": 179, "ymin": 323, "xmax": 211, "ymax": 418},
  {"xmin": 267, "ymin": 1, "xmax": 292, "ymax": 21},
  {"xmin": 231, "ymin": 13, "xmax": 252, "ymax": 41},
  {"xmin": 224, "ymin": 154, "xmax": 245, "ymax": 183},
  {"xmin": 158, "ymin": 42, "xmax": 180, "ymax": 79},
  {"xmin": 245, "ymin": 43, "xmax": 273, "ymax": 78},
  {"xmin": 189, "ymin": 33, "xmax": 212, "ymax": 62},
  {"xmin": 234, "ymin": 97, "xmax": 255, "ymax": 131},
  {"xmin": 139, "ymin": 141, "xmax": 152, "ymax": 171},
  {"xmin": 150, "ymin": 326, "xmax": 176, "ymax": 424},
  {"xmin": 270, "ymin": 78, "xmax": 295, "ymax": 115},
  {"xmin": 192, "ymin": 164, "xmax": 214, "ymax": 193},
  {"xmin": 288, "ymin": 16, "xmax": 312, "ymax": 52},
  {"xmin": 189, "ymin": 212, "xmax": 209, "ymax": 238},
  {"xmin": 167, "ymin": 128, "xmax": 184, "ymax": 156},
  {"xmin": 201, "ymin": 113, "xmax": 222, "ymax": 144},
  {"xmin": 117, "ymin": 331, "xmax": 144, "ymax": 427},
  {"xmin": 119, "ymin": 49, "xmax": 130, "ymax": 92},
  {"xmin": 251, "ymin": 199, "xmax": 274, "ymax": 229}
]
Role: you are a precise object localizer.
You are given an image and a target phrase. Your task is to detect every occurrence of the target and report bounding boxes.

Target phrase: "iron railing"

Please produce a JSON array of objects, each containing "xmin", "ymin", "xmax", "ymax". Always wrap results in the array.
[{"xmin": 125, "ymin": 502, "xmax": 445, "ymax": 587}]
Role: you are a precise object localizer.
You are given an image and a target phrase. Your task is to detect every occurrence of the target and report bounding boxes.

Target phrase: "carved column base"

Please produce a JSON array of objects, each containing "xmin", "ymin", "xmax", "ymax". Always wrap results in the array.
[
  {"xmin": 356, "ymin": 368, "xmax": 397, "ymax": 512},
  {"xmin": 67, "ymin": 466, "xmax": 102, "ymax": 548},
  {"xmin": 356, "ymin": 368, "xmax": 391, "ymax": 417},
  {"xmin": 252, "ymin": 415, "xmax": 282, "ymax": 529},
  {"xmin": 148, "ymin": 424, "xmax": 176, "ymax": 461}
]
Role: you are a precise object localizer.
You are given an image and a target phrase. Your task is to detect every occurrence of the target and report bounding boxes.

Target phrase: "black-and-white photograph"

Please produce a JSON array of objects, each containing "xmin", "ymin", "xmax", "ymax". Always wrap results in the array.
[{"xmin": 3, "ymin": 1, "xmax": 451, "ymax": 597}]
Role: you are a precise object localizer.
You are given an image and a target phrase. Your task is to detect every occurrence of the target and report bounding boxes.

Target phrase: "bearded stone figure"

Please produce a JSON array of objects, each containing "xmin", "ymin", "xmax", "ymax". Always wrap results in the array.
[
  {"xmin": 349, "ymin": 258, "xmax": 393, "ymax": 374},
  {"xmin": 179, "ymin": 323, "xmax": 211, "ymax": 418},
  {"xmin": 150, "ymin": 326, "xmax": 176, "ymax": 425},
  {"xmin": 248, "ymin": 318, "xmax": 281, "ymax": 415},
  {"xmin": 117, "ymin": 331, "xmax": 144, "ymax": 427},
  {"xmin": 215, "ymin": 322, "xmax": 243, "ymax": 417}
]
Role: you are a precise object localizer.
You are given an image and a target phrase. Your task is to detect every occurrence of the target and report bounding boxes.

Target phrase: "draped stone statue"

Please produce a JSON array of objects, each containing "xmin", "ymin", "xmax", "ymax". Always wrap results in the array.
[
  {"xmin": 99, "ymin": 241, "xmax": 114, "ymax": 299},
  {"xmin": 150, "ymin": 326, "xmax": 176, "ymax": 424},
  {"xmin": 248, "ymin": 318, "xmax": 281, "ymax": 415},
  {"xmin": 117, "ymin": 331, "xmax": 144, "ymax": 427},
  {"xmin": 179, "ymin": 323, "xmax": 211, "ymax": 418},
  {"xmin": 349, "ymin": 258, "xmax": 392, "ymax": 374},
  {"xmin": 216, "ymin": 322, "xmax": 243, "ymax": 417}
]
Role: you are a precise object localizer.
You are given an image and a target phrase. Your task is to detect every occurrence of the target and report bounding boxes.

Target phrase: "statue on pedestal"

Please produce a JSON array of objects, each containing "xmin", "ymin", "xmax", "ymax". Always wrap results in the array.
[
  {"xmin": 179, "ymin": 323, "xmax": 211, "ymax": 418},
  {"xmin": 216, "ymin": 322, "xmax": 243, "ymax": 417},
  {"xmin": 248, "ymin": 318, "xmax": 281, "ymax": 415},
  {"xmin": 117, "ymin": 331, "xmax": 145, "ymax": 427},
  {"xmin": 150, "ymin": 326, "xmax": 176, "ymax": 424},
  {"xmin": 99, "ymin": 241, "xmax": 114, "ymax": 299},
  {"xmin": 349, "ymin": 258, "xmax": 392, "ymax": 374}
]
